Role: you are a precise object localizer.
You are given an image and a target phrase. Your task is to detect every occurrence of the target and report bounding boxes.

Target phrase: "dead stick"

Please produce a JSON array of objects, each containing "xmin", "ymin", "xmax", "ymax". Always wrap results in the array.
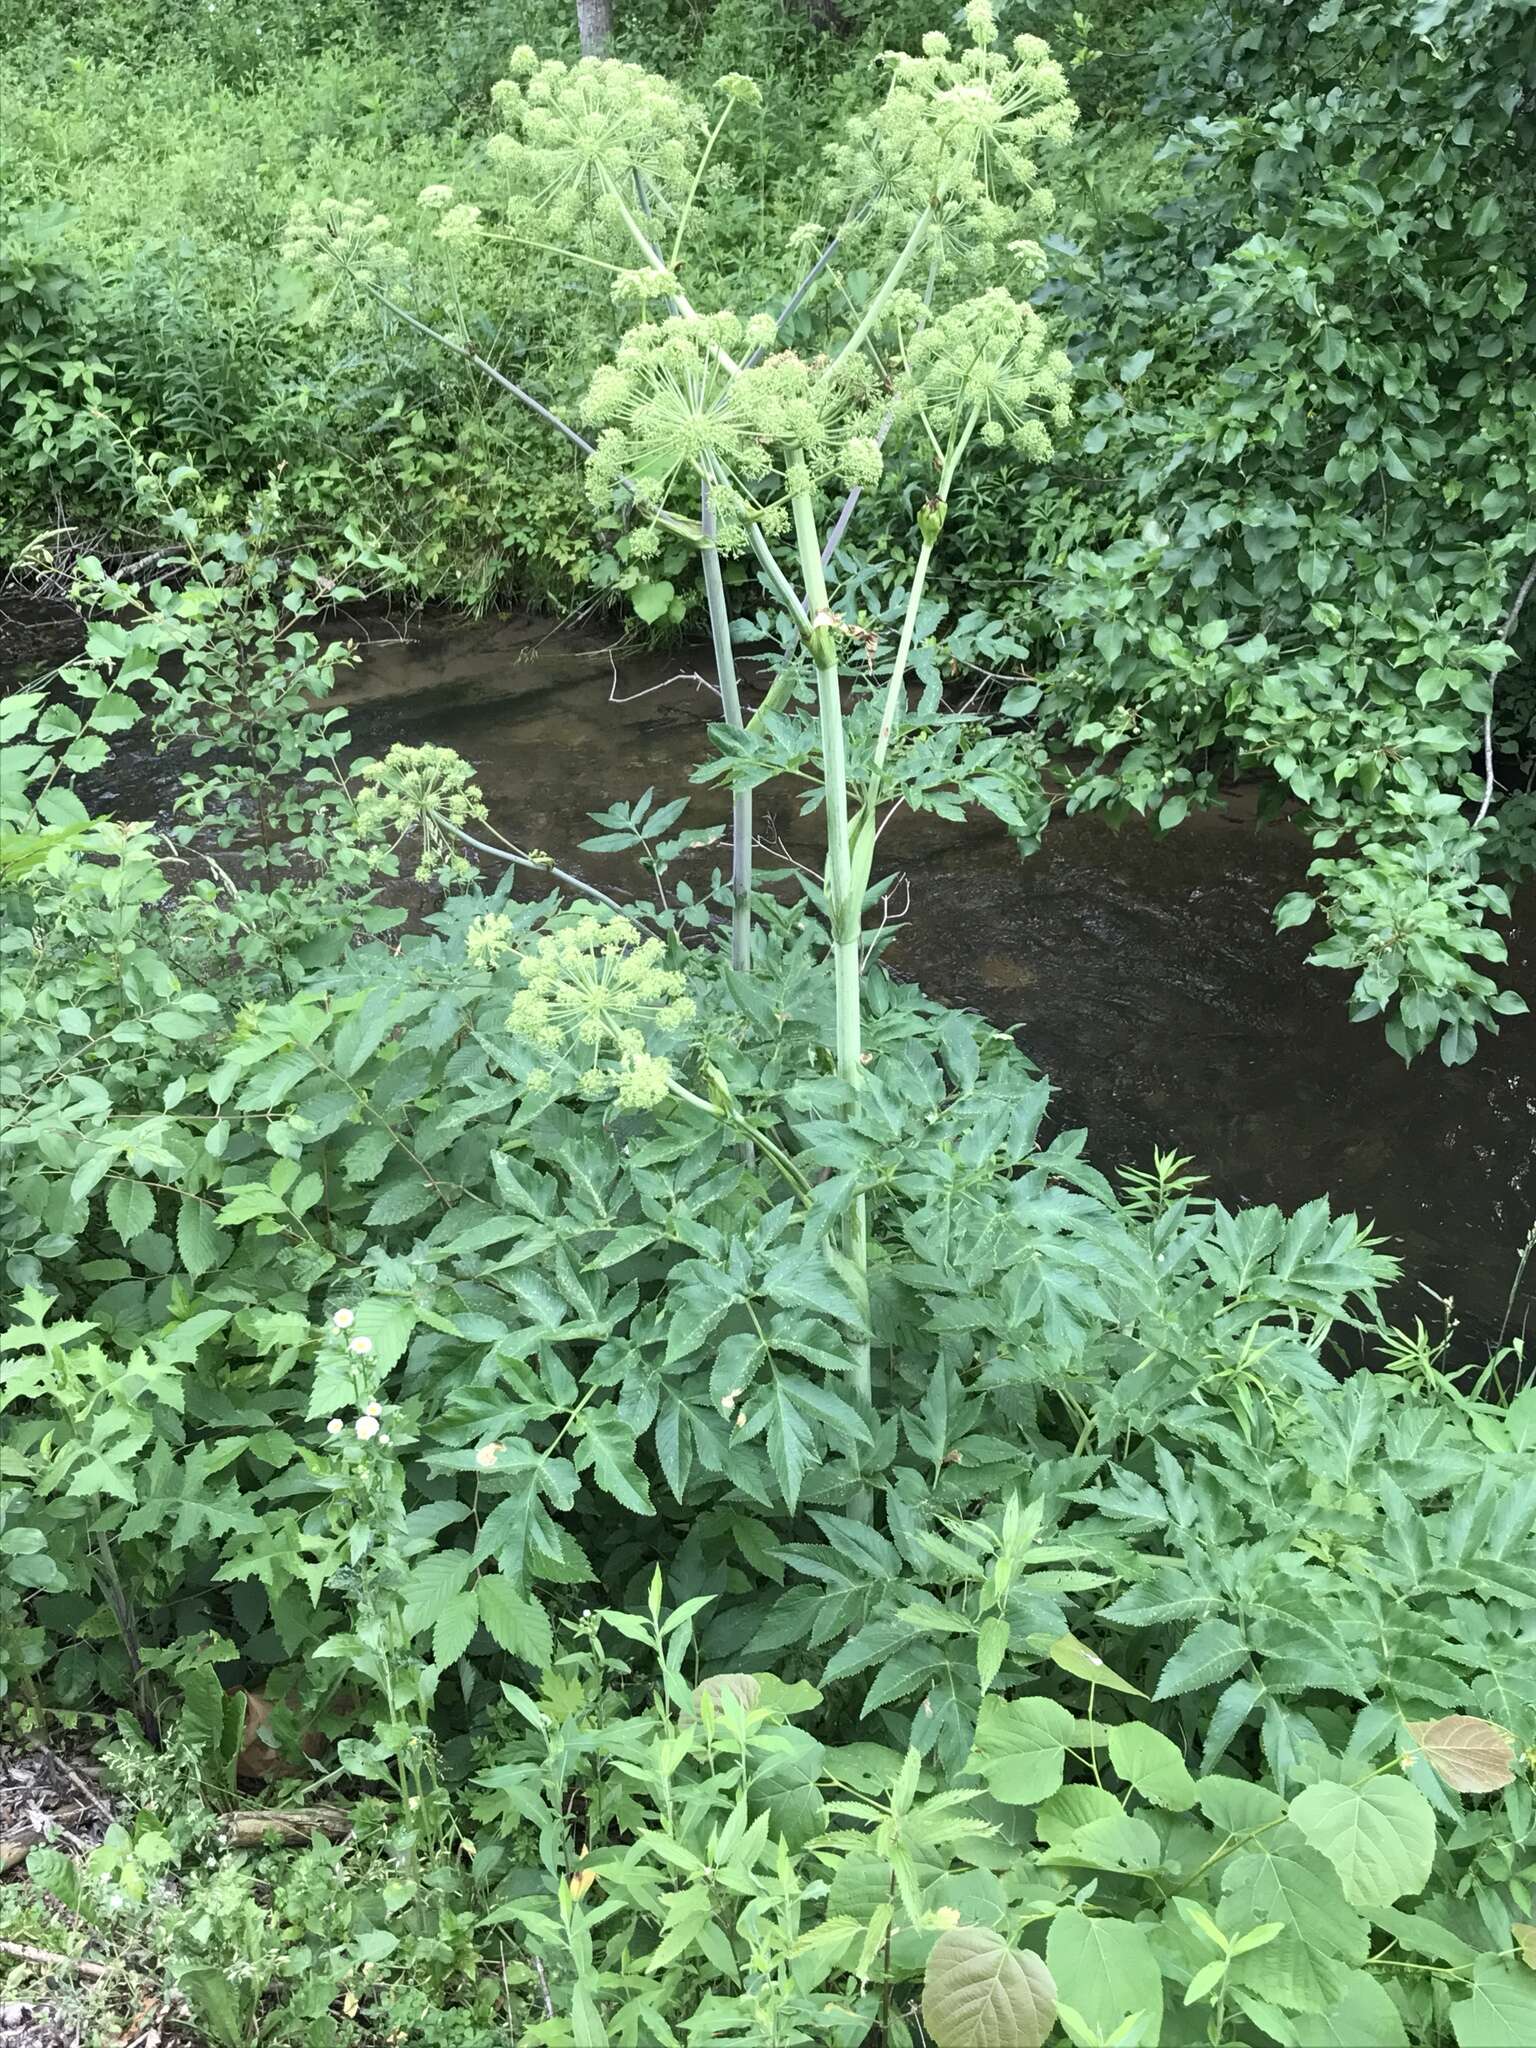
[
  {"xmin": 226, "ymin": 1805, "xmax": 351, "ymax": 1847},
  {"xmin": 0, "ymin": 1939, "xmax": 110, "ymax": 1981}
]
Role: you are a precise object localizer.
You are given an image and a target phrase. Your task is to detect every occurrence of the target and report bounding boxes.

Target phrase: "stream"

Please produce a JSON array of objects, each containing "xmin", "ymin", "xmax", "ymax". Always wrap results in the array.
[{"xmin": 10, "ymin": 605, "xmax": 1535, "ymax": 1350}]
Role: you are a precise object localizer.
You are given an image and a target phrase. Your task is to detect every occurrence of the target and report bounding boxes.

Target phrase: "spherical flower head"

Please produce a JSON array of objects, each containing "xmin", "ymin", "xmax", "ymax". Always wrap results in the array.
[
  {"xmin": 503, "ymin": 910, "xmax": 695, "ymax": 1108},
  {"xmin": 488, "ymin": 56, "xmax": 712, "ymax": 263},
  {"xmin": 963, "ymin": 0, "xmax": 997, "ymax": 46},
  {"xmin": 616, "ymin": 1050, "xmax": 672, "ymax": 1109},
  {"xmin": 583, "ymin": 314, "xmax": 883, "ymax": 536},
  {"xmin": 355, "ymin": 1415, "xmax": 381, "ymax": 1442},
  {"xmin": 611, "ymin": 265, "xmax": 679, "ymax": 306},
  {"xmin": 828, "ymin": 13, "xmax": 1076, "ymax": 276},
  {"xmin": 435, "ymin": 202, "xmax": 483, "ymax": 246},
  {"xmin": 715, "ymin": 72, "xmax": 762, "ymax": 108},
  {"xmin": 582, "ymin": 314, "xmax": 781, "ymax": 537},
  {"xmin": 841, "ymin": 435, "xmax": 884, "ymax": 489},
  {"xmin": 353, "ymin": 744, "xmax": 488, "ymax": 882},
  {"xmin": 282, "ymin": 197, "xmax": 404, "ymax": 299},
  {"xmin": 902, "ymin": 287, "xmax": 1071, "ymax": 458},
  {"xmin": 332, "ymin": 1308, "xmax": 355, "ymax": 1330},
  {"xmin": 467, "ymin": 912, "xmax": 517, "ymax": 970}
]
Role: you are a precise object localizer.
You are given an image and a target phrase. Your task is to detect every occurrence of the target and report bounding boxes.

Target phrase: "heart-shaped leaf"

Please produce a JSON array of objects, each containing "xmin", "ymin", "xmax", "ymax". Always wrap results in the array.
[
  {"xmin": 1404, "ymin": 1716, "xmax": 1516, "ymax": 1795},
  {"xmin": 922, "ymin": 1926, "xmax": 1056, "ymax": 2048}
]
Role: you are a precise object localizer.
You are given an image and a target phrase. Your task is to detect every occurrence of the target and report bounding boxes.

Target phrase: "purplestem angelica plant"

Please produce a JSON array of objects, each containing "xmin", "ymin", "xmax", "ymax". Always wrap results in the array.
[{"xmin": 295, "ymin": 2, "xmax": 1076, "ymax": 1474}]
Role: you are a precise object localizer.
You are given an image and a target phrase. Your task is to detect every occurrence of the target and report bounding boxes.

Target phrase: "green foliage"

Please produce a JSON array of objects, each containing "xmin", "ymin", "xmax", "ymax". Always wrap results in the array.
[
  {"xmin": 3, "ymin": 9, "xmax": 1535, "ymax": 2044},
  {"xmin": 932, "ymin": 0, "xmax": 1536, "ymax": 1059}
]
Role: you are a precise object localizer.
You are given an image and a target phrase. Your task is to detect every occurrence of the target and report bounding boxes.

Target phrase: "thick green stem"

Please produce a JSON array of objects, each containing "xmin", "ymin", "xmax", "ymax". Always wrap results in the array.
[
  {"xmin": 828, "ymin": 207, "xmax": 932, "ymax": 376},
  {"xmin": 848, "ymin": 420, "xmax": 975, "ymax": 904},
  {"xmin": 666, "ymin": 1078, "xmax": 811, "ymax": 1203},
  {"xmin": 789, "ymin": 473, "xmax": 872, "ymax": 1444},
  {"xmin": 701, "ymin": 482, "xmax": 752, "ymax": 971}
]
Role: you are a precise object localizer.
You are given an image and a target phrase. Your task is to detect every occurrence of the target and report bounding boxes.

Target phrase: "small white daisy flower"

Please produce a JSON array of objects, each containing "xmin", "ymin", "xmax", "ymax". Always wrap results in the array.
[
  {"xmin": 349, "ymin": 1335, "xmax": 373, "ymax": 1356},
  {"xmin": 326, "ymin": 1418, "xmax": 344, "ymax": 1436},
  {"xmin": 332, "ymin": 1308, "xmax": 355, "ymax": 1330},
  {"xmin": 355, "ymin": 1415, "xmax": 381, "ymax": 1441}
]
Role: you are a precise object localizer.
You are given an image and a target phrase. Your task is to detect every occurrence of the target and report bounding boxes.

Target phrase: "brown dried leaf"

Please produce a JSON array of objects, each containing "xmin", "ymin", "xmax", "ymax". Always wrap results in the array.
[{"xmin": 1404, "ymin": 1715, "xmax": 1517, "ymax": 1794}]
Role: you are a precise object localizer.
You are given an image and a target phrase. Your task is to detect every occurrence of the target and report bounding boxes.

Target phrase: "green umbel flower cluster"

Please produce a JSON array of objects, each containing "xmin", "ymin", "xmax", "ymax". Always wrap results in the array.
[
  {"xmin": 281, "ymin": 198, "xmax": 404, "ymax": 303},
  {"xmin": 831, "ymin": 0, "xmax": 1075, "ymax": 275},
  {"xmin": 583, "ymin": 315, "xmax": 884, "ymax": 551},
  {"xmin": 901, "ymin": 287, "xmax": 1073, "ymax": 455},
  {"xmin": 353, "ymin": 744, "xmax": 487, "ymax": 882},
  {"xmin": 502, "ymin": 913, "xmax": 695, "ymax": 1110},
  {"xmin": 486, "ymin": 50, "xmax": 707, "ymax": 259}
]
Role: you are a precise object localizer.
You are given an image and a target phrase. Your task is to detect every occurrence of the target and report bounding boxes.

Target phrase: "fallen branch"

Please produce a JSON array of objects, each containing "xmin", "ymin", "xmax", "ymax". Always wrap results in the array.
[
  {"xmin": 226, "ymin": 1804, "xmax": 351, "ymax": 1847},
  {"xmin": 1, "ymin": 1804, "xmax": 91, "ymax": 1872},
  {"xmin": 0, "ymin": 1938, "xmax": 110, "ymax": 1981}
]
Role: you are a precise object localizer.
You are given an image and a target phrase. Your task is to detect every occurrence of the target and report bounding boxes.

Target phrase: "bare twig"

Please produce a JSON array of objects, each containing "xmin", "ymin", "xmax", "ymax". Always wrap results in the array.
[
  {"xmin": 0, "ymin": 1939, "xmax": 111, "ymax": 1982},
  {"xmin": 1475, "ymin": 551, "xmax": 1536, "ymax": 827},
  {"xmin": 1, "ymin": 1805, "xmax": 91, "ymax": 1872},
  {"xmin": 532, "ymin": 1953, "xmax": 556, "ymax": 2019},
  {"xmin": 441, "ymin": 820, "xmax": 629, "ymax": 916},
  {"xmin": 52, "ymin": 1752, "xmax": 114, "ymax": 1824}
]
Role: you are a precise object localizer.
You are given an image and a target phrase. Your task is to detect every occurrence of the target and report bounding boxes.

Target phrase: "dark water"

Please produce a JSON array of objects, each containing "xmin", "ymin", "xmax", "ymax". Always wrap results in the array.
[{"xmin": 14, "ymin": 605, "xmax": 1536, "ymax": 1348}]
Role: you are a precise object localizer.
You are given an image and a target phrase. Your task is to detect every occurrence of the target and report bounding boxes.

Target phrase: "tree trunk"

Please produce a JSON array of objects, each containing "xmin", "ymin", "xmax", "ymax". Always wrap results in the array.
[{"xmin": 577, "ymin": 0, "xmax": 611, "ymax": 56}]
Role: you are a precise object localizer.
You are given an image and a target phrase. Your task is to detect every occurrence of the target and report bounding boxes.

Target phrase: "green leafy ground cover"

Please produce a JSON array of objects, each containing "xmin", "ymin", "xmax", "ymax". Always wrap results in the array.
[{"xmin": 2, "ymin": 3, "xmax": 1535, "ymax": 2043}]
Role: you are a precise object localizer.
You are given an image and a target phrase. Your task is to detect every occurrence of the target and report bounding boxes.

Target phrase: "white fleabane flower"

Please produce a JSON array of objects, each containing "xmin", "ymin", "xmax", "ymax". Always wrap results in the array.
[
  {"xmin": 332, "ymin": 1308, "xmax": 355, "ymax": 1330},
  {"xmin": 355, "ymin": 1415, "xmax": 381, "ymax": 1442},
  {"xmin": 326, "ymin": 1418, "xmax": 344, "ymax": 1436},
  {"xmin": 349, "ymin": 1335, "xmax": 374, "ymax": 1357}
]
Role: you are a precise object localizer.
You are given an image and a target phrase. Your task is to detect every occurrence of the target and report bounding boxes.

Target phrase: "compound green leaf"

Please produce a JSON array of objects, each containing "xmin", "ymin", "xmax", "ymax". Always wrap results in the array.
[
  {"xmin": 478, "ymin": 1575, "xmax": 552, "ymax": 1667},
  {"xmin": 1155, "ymin": 1620, "xmax": 1249, "ymax": 1700},
  {"xmin": 1049, "ymin": 1634, "xmax": 1144, "ymax": 1697},
  {"xmin": 432, "ymin": 1590, "xmax": 479, "ymax": 1670}
]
